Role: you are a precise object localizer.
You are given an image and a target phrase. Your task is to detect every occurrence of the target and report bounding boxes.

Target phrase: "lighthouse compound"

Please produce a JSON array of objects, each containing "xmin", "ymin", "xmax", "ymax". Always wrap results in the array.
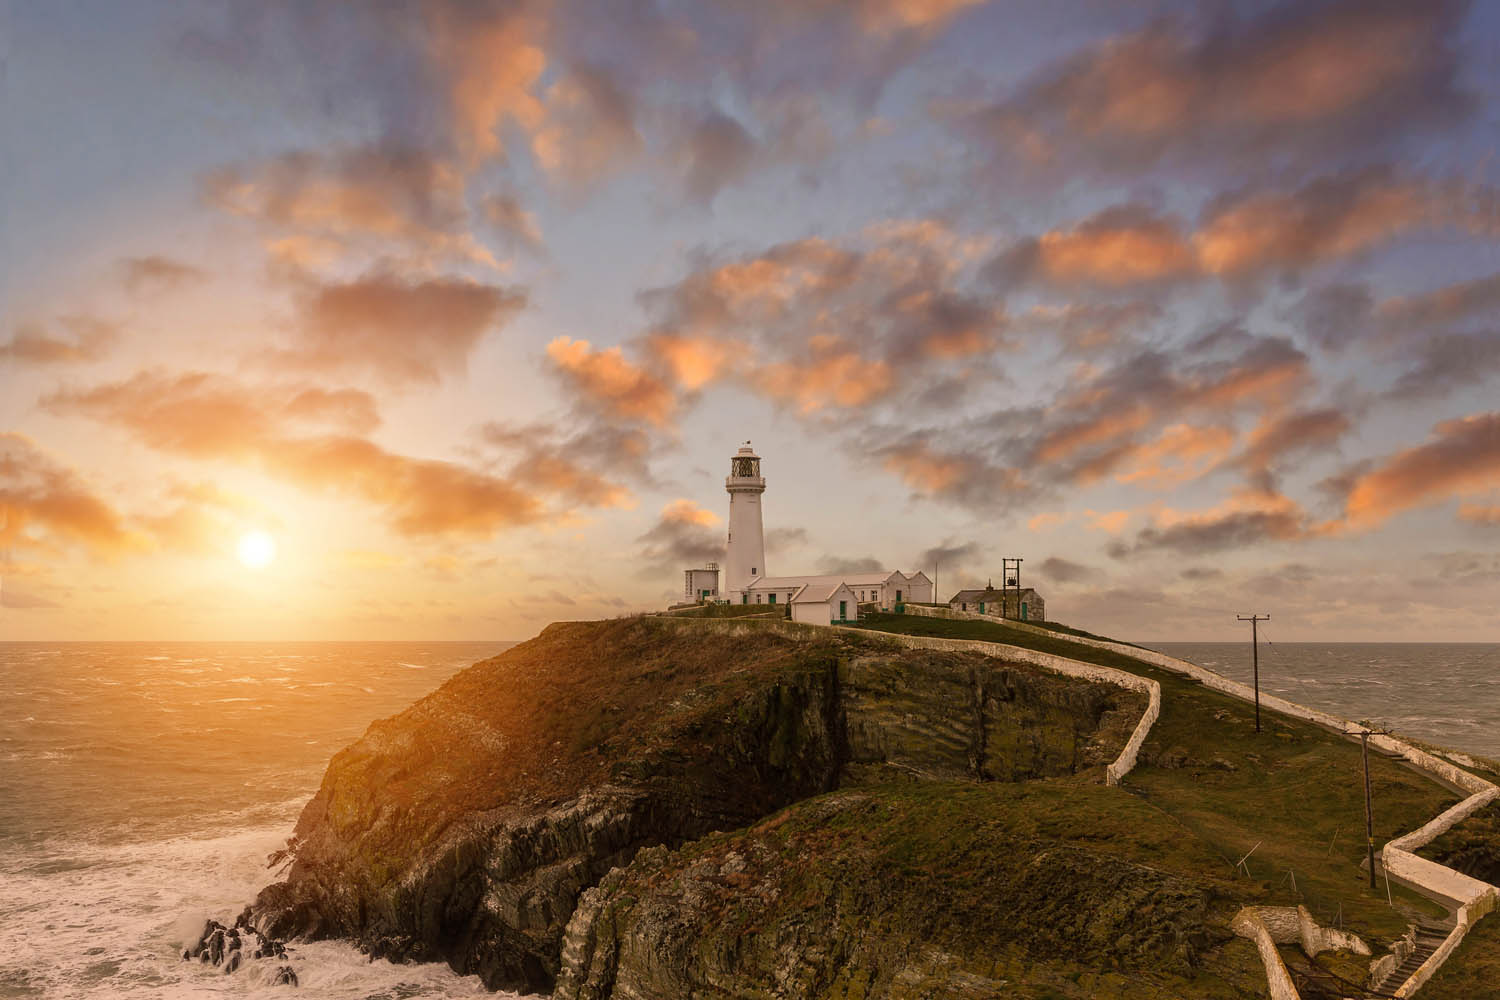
[{"xmin": 681, "ymin": 443, "xmax": 933, "ymax": 626}]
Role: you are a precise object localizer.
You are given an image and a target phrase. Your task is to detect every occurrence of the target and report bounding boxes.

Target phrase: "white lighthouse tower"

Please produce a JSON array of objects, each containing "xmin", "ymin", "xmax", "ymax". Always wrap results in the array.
[{"xmin": 723, "ymin": 442, "xmax": 767, "ymax": 597}]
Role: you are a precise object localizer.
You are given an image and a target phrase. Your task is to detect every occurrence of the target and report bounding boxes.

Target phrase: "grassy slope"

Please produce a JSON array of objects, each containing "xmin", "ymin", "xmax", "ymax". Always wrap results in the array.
[{"xmin": 851, "ymin": 614, "xmax": 1457, "ymax": 948}]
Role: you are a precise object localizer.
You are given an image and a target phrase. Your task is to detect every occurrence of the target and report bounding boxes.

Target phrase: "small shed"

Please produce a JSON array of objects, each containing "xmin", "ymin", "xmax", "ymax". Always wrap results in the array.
[{"xmin": 791, "ymin": 581, "xmax": 859, "ymax": 626}]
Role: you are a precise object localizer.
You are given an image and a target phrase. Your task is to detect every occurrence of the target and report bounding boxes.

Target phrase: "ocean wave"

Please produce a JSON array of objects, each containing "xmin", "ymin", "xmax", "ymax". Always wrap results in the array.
[{"xmin": 0, "ymin": 819, "xmax": 503, "ymax": 999}]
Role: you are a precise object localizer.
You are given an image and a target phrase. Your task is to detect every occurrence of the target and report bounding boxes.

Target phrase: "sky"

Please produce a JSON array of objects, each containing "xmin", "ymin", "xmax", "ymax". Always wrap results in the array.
[{"xmin": 3, "ymin": 0, "xmax": 1500, "ymax": 642}]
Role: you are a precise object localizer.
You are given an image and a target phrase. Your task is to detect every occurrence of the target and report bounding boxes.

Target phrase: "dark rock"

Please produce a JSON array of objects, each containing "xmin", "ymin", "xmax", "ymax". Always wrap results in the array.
[
  {"xmin": 272, "ymin": 964, "xmax": 298, "ymax": 986},
  {"xmin": 244, "ymin": 620, "xmax": 1145, "ymax": 995}
]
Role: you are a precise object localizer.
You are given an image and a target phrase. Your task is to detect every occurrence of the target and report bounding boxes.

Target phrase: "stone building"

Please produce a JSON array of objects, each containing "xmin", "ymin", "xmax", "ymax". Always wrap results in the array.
[{"xmin": 947, "ymin": 582, "xmax": 1045, "ymax": 622}]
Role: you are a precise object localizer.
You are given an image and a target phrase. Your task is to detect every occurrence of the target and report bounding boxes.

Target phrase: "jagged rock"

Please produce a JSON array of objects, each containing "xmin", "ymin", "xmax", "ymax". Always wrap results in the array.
[
  {"xmin": 272, "ymin": 964, "xmax": 298, "ymax": 986},
  {"xmin": 246, "ymin": 619, "xmax": 1144, "ymax": 995}
]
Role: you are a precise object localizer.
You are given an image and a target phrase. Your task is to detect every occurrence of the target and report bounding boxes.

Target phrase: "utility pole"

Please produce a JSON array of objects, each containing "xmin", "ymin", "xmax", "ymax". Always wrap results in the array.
[
  {"xmin": 1361, "ymin": 730, "xmax": 1377, "ymax": 890},
  {"xmin": 1237, "ymin": 614, "xmax": 1269, "ymax": 733}
]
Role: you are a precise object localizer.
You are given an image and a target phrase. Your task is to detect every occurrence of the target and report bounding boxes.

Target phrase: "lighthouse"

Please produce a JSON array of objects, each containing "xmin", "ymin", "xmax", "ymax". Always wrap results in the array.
[{"xmin": 723, "ymin": 442, "xmax": 767, "ymax": 597}]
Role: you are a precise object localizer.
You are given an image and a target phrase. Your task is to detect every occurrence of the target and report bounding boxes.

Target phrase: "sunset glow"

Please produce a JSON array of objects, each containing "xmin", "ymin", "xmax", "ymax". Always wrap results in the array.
[
  {"xmin": 237, "ymin": 531, "xmax": 277, "ymax": 570},
  {"xmin": 4, "ymin": 1, "xmax": 1500, "ymax": 641}
]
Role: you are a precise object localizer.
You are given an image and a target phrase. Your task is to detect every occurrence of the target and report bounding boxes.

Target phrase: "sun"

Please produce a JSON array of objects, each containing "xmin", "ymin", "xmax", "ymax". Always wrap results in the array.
[{"xmin": 237, "ymin": 530, "xmax": 277, "ymax": 569}]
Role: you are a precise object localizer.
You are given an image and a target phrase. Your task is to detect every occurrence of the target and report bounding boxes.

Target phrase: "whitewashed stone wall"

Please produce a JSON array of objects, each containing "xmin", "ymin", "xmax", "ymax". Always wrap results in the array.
[{"xmin": 1230, "ymin": 909, "xmax": 1301, "ymax": 1000}]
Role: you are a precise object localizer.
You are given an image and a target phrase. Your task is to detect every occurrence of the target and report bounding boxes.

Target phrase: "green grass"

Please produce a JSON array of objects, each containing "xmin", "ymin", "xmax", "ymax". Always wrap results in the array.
[{"xmin": 852, "ymin": 612, "xmax": 1458, "ymax": 946}]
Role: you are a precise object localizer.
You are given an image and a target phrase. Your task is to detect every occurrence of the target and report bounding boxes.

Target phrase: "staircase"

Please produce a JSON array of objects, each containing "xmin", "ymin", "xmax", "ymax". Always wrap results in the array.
[{"xmin": 1371, "ymin": 922, "xmax": 1452, "ymax": 996}]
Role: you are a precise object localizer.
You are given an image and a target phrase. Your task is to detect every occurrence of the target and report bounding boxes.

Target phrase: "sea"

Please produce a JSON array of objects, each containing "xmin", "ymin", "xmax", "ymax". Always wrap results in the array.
[
  {"xmin": 1, "ymin": 640, "xmax": 1496, "ymax": 1000},
  {"xmin": 0, "ymin": 641, "xmax": 520, "ymax": 1000}
]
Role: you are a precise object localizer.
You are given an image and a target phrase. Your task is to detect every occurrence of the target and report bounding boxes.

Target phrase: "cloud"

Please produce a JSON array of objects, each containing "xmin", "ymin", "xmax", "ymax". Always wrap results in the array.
[
  {"xmin": 44, "ymin": 372, "xmax": 554, "ymax": 538},
  {"xmin": 1233, "ymin": 407, "xmax": 1351, "ymax": 490},
  {"xmin": 1342, "ymin": 412, "xmax": 1500, "ymax": 529},
  {"xmin": 673, "ymin": 109, "xmax": 757, "ymax": 205},
  {"xmin": 817, "ymin": 555, "xmax": 885, "ymax": 574},
  {"xmin": 545, "ymin": 336, "xmax": 680, "ymax": 427},
  {"xmin": 205, "ymin": 145, "xmax": 504, "ymax": 268},
  {"xmin": 479, "ymin": 418, "xmax": 656, "ymax": 509},
  {"xmin": 1111, "ymin": 490, "xmax": 1307, "ymax": 557},
  {"xmin": 120, "ymin": 255, "xmax": 206, "ymax": 294},
  {"xmin": 1379, "ymin": 271, "xmax": 1500, "ymax": 333},
  {"xmin": 1179, "ymin": 566, "xmax": 1223, "ymax": 581},
  {"xmin": 636, "ymin": 498, "xmax": 724, "ymax": 571},
  {"xmin": 272, "ymin": 273, "xmax": 525, "ymax": 385},
  {"xmin": 966, "ymin": 0, "xmax": 1471, "ymax": 173},
  {"xmin": 0, "ymin": 318, "xmax": 118, "ymax": 365},
  {"xmin": 1113, "ymin": 423, "xmax": 1236, "ymax": 489},
  {"xmin": 0, "ymin": 585, "xmax": 61, "ymax": 610},
  {"xmin": 1039, "ymin": 556, "xmax": 1090, "ymax": 583},
  {"xmin": 626, "ymin": 224, "xmax": 1004, "ymax": 420},
  {"xmin": 1386, "ymin": 333, "xmax": 1500, "ymax": 401},
  {"xmin": 1288, "ymin": 283, "xmax": 1374, "ymax": 351},
  {"xmin": 0, "ymin": 433, "xmax": 138, "ymax": 556},
  {"xmin": 1194, "ymin": 167, "xmax": 1478, "ymax": 279},
  {"xmin": 988, "ymin": 205, "xmax": 1195, "ymax": 291},
  {"xmin": 1459, "ymin": 504, "xmax": 1500, "ymax": 527},
  {"xmin": 766, "ymin": 527, "xmax": 809, "ymax": 554},
  {"xmin": 482, "ymin": 193, "xmax": 544, "ymax": 252},
  {"xmin": 877, "ymin": 436, "xmax": 1034, "ymax": 510},
  {"xmin": 531, "ymin": 65, "xmax": 643, "ymax": 186}
]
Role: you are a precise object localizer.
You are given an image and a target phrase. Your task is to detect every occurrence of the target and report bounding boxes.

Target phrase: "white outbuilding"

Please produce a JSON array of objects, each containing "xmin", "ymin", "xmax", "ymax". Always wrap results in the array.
[{"xmin": 790, "ymin": 581, "xmax": 859, "ymax": 626}]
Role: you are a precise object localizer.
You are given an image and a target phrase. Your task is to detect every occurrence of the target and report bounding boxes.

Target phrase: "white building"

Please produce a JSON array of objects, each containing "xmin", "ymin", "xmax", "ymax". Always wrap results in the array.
[
  {"xmin": 683, "ymin": 564, "xmax": 720, "ymax": 604},
  {"xmin": 689, "ymin": 442, "xmax": 934, "ymax": 625}
]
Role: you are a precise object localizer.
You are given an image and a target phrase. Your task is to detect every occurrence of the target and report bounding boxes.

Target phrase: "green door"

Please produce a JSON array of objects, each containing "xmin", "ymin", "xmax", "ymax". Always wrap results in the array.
[
  {"xmin": 1021, "ymin": 602, "xmax": 1028, "ymax": 620},
  {"xmin": 978, "ymin": 602, "xmax": 984, "ymax": 614},
  {"xmin": 768, "ymin": 593, "xmax": 776, "ymax": 604},
  {"xmin": 839, "ymin": 600, "xmax": 847, "ymax": 621}
]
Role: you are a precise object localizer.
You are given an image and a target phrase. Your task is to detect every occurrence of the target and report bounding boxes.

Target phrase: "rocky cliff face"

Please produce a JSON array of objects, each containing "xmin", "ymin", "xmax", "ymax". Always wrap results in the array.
[{"xmin": 248, "ymin": 618, "xmax": 1150, "ymax": 995}]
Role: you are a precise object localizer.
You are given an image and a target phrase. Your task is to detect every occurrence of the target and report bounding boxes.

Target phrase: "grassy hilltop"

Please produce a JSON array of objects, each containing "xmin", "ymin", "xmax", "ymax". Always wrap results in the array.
[{"xmin": 247, "ymin": 612, "xmax": 1499, "ymax": 998}]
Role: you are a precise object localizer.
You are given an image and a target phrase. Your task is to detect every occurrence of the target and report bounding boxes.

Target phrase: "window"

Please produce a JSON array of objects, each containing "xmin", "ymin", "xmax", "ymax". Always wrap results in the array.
[
  {"xmin": 755, "ymin": 594, "xmax": 762, "ymax": 603},
  {"xmin": 742, "ymin": 594, "xmax": 748, "ymax": 605},
  {"xmin": 751, "ymin": 566, "xmax": 757, "ymax": 575},
  {"xmin": 896, "ymin": 590, "xmax": 902, "ymax": 602}
]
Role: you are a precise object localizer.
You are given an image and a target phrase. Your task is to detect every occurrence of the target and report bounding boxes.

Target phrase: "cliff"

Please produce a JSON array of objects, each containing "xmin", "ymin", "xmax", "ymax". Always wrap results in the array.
[{"xmin": 248, "ymin": 616, "xmax": 1164, "ymax": 995}]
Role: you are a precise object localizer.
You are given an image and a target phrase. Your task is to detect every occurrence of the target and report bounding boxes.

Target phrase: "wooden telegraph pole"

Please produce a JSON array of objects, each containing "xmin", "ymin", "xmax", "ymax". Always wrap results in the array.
[
  {"xmin": 1237, "ymin": 614, "xmax": 1269, "ymax": 733},
  {"xmin": 1361, "ymin": 729, "xmax": 1377, "ymax": 890}
]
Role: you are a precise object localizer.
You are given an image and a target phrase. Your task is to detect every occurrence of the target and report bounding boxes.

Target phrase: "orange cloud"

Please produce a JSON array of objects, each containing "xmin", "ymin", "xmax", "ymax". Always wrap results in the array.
[
  {"xmin": 1195, "ymin": 169, "xmax": 1465, "ymax": 277},
  {"xmin": 1115, "ymin": 424, "xmax": 1235, "ymax": 488},
  {"xmin": 44, "ymin": 372, "xmax": 548, "ymax": 539},
  {"xmin": 753, "ymin": 351, "xmax": 894, "ymax": 413},
  {"xmin": 1343, "ymin": 413, "xmax": 1500, "ymax": 529},
  {"xmin": 1035, "ymin": 207, "xmax": 1196, "ymax": 287},
  {"xmin": 282, "ymin": 274, "xmax": 525, "ymax": 385},
  {"xmin": 644, "ymin": 333, "xmax": 736, "ymax": 391},
  {"xmin": 978, "ymin": 1, "xmax": 1468, "ymax": 169},
  {"xmin": 430, "ymin": 2, "xmax": 548, "ymax": 163},
  {"xmin": 1027, "ymin": 512, "xmax": 1068, "ymax": 532},
  {"xmin": 1459, "ymin": 504, "xmax": 1500, "ymax": 526},
  {"xmin": 545, "ymin": 337, "xmax": 680, "ymax": 427},
  {"xmin": 206, "ymin": 146, "xmax": 502, "ymax": 268},
  {"xmin": 660, "ymin": 499, "xmax": 719, "ymax": 527},
  {"xmin": 1, "ymin": 318, "xmax": 118, "ymax": 365},
  {"xmin": 0, "ymin": 433, "xmax": 138, "ymax": 556}
]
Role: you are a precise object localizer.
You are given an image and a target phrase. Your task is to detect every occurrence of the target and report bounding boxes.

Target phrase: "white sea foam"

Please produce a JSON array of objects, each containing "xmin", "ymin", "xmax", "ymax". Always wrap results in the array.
[{"xmin": 0, "ymin": 813, "xmax": 510, "ymax": 999}]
